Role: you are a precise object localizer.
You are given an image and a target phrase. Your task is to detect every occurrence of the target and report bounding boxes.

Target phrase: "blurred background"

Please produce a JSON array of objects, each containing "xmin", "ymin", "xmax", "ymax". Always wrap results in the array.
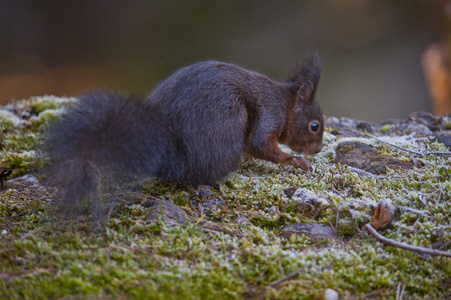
[{"xmin": 1, "ymin": 0, "xmax": 450, "ymax": 122}]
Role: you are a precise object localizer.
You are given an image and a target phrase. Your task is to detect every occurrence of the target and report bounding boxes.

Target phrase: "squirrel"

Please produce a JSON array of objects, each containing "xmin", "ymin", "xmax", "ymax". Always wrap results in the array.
[{"xmin": 43, "ymin": 54, "xmax": 324, "ymax": 213}]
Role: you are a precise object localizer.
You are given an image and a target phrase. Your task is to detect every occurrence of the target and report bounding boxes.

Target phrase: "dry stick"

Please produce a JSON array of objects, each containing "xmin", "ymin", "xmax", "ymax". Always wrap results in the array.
[
  {"xmin": 367, "ymin": 134, "xmax": 451, "ymax": 156},
  {"xmin": 396, "ymin": 205, "xmax": 428, "ymax": 216},
  {"xmin": 396, "ymin": 282, "xmax": 406, "ymax": 300},
  {"xmin": 346, "ymin": 166, "xmax": 406, "ymax": 179},
  {"xmin": 346, "ymin": 166, "xmax": 378, "ymax": 178},
  {"xmin": 266, "ymin": 264, "xmax": 311, "ymax": 289},
  {"xmin": 368, "ymin": 135, "xmax": 423, "ymax": 155},
  {"xmin": 364, "ymin": 224, "xmax": 451, "ymax": 257}
]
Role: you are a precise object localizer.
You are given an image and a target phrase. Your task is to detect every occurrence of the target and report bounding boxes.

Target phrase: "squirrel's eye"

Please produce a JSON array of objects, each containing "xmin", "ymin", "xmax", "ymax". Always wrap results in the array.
[{"xmin": 309, "ymin": 121, "xmax": 320, "ymax": 134}]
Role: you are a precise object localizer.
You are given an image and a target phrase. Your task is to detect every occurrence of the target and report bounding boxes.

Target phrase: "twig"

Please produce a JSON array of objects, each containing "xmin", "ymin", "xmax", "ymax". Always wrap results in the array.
[
  {"xmin": 266, "ymin": 264, "xmax": 311, "ymax": 288},
  {"xmin": 395, "ymin": 205, "xmax": 428, "ymax": 216},
  {"xmin": 20, "ymin": 227, "xmax": 43, "ymax": 240},
  {"xmin": 364, "ymin": 224, "xmax": 451, "ymax": 257},
  {"xmin": 423, "ymin": 151, "xmax": 451, "ymax": 156},
  {"xmin": 367, "ymin": 135, "xmax": 451, "ymax": 156},
  {"xmin": 367, "ymin": 135, "xmax": 423, "ymax": 155},
  {"xmin": 347, "ymin": 166, "xmax": 378, "ymax": 178},
  {"xmin": 346, "ymin": 166, "xmax": 406, "ymax": 179},
  {"xmin": 396, "ymin": 282, "xmax": 406, "ymax": 300}
]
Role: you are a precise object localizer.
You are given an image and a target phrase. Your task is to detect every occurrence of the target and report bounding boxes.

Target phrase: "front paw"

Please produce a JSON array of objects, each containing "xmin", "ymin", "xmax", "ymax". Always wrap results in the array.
[{"xmin": 287, "ymin": 156, "xmax": 310, "ymax": 170}]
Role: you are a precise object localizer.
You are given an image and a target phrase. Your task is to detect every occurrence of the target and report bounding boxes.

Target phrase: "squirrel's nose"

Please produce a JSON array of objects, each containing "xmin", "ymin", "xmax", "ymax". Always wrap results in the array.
[{"xmin": 312, "ymin": 144, "xmax": 322, "ymax": 154}]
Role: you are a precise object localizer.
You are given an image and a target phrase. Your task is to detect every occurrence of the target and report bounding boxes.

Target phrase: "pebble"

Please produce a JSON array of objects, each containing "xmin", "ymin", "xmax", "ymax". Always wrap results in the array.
[
  {"xmin": 324, "ymin": 288, "xmax": 339, "ymax": 300},
  {"xmin": 7, "ymin": 174, "xmax": 38, "ymax": 189},
  {"xmin": 200, "ymin": 197, "xmax": 228, "ymax": 216},
  {"xmin": 280, "ymin": 223, "xmax": 337, "ymax": 241},
  {"xmin": 147, "ymin": 199, "xmax": 189, "ymax": 226}
]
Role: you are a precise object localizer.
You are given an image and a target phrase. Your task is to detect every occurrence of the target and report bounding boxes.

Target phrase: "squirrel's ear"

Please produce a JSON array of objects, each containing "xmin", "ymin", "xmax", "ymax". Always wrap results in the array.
[{"xmin": 297, "ymin": 80, "xmax": 314, "ymax": 102}]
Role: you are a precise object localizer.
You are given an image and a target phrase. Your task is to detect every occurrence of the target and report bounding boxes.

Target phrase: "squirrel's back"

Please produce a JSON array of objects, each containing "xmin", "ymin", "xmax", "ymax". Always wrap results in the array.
[{"xmin": 147, "ymin": 61, "xmax": 291, "ymax": 185}]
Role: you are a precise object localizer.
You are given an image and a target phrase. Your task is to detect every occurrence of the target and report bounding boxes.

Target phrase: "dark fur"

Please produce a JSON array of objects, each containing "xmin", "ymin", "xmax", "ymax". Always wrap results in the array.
[{"xmin": 44, "ymin": 55, "xmax": 323, "ymax": 213}]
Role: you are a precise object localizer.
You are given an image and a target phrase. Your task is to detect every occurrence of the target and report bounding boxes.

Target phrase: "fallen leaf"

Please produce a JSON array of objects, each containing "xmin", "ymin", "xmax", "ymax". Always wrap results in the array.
[{"xmin": 373, "ymin": 199, "xmax": 395, "ymax": 229}]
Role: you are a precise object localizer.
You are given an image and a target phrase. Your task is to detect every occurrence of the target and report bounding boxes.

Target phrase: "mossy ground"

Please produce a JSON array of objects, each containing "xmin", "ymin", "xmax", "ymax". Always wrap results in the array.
[{"xmin": 0, "ymin": 96, "xmax": 450, "ymax": 299}]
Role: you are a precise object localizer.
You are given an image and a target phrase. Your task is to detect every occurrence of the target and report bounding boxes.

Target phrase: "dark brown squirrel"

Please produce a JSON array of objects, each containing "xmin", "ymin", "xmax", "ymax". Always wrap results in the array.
[{"xmin": 44, "ymin": 54, "xmax": 324, "ymax": 212}]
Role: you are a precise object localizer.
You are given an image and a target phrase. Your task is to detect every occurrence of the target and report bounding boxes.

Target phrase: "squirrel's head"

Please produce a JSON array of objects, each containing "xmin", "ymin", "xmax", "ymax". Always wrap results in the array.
[{"xmin": 283, "ymin": 54, "xmax": 324, "ymax": 155}]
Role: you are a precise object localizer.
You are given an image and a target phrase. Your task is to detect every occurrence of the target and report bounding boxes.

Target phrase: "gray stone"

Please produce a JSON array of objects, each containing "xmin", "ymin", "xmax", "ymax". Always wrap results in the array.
[
  {"xmin": 201, "ymin": 197, "xmax": 228, "ymax": 216},
  {"xmin": 280, "ymin": 223, "xmax": 337, "ymax": 241},
  {"xmin": 7, "ymin": 174, "xmax": 38, "ymax": 189},
  {"xmin": 434, "ymin": 135, "xmax": 451, "ymax": 149},
  {"xmin": 147, "ymin": 199, "xmax": 189, "ymax": 226},
  {"xmin": 195, "ymin": 185, "xmax": 215, "ymax": 198},
  {"xmin": 233, "ymin": 216, "xmax": 250, "ymax": 225},
  {"xmin": 335, "ymin": 141, "xmax": 413, "ymax": 174},
  {"xmin": 324, "ymin": 288, "xmax": 339, "ymax": 300}
]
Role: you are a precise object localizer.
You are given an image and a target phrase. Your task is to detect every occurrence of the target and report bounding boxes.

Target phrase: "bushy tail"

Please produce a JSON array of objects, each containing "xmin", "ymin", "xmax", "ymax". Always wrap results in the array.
[{"xmin": 43, "ymin": 91, "xmax": 170, "ymax": 215}]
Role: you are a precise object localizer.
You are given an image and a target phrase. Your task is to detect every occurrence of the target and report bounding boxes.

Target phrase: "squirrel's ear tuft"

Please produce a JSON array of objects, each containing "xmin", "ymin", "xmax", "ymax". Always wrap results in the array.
[
  {"xmin": 287, "ymin": 53, "xmax": 322, "ymax": 100},
  {"xmin": 298, "ymin": 80, "xmax": 314, "ymax": 102},
  {"xmin": 300, "ymin": 53, "xmax": 322, "ymax": 89}
]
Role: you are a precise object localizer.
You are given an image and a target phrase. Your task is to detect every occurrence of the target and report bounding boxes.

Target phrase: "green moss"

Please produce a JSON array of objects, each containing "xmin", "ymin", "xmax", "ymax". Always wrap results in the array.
[
  {"xmin": 29, "ymin": 95, "xmax": 77, "ymax": 114},
  {"xmin": 0, "ymin": 110, "xmax": 21, "ymax": 131},
  {"xmin": 0, "ymin": 150, "xmax": 36, "ymax": 177},
  {"xmin": 28, "ymin": 108, "xmax": 66, "ymax": 131},
  {"xmin": 380, "ymin": 124, "xmax": 394, "ymax": 132},
  {"xmin": 337, "ymin": 219, "xmax": 357, "ymax": 235}
]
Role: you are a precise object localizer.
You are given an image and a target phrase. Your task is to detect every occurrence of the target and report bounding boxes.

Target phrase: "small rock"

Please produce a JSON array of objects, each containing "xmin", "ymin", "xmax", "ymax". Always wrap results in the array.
[
  {"xmin": 379, "ymin": 112, "xmax": 450, "ymax": 135},
  {"xmin": 441, "ymin": 117, "xmax": 451, "ymax": 130},
  {"xmin": 338, "ymin": 117, "xmax": 359, "ymax": 128},
  {"xmin": 292, "ymin": 188, "xmax": 328, "ymax": 216},
  {"xmin": 268, "ymin": 206, "xmax": 280, "ymax": 213},
  {"xmin": 147, "ymin": 199, "xmax": 189, "ymax": 226},
  {"xmin": 335, "ymin": 141, "xmax": 413, "ymax": 174},
  {"xmin": 195, "ymin": 185, "xmax": 215, "ymax": 198},
  {"xmin": 329, "ymin": 127, "xmax": 366, "ymax": 137},
  {"xmin": 356, "ymin": 121, "xmax": 374, "ymax": 133},
  {"xmin": 233, "ymin": 216, "xmax": 250, "ymax": 225},
  {"xmin": 395, "ymin": 123, "xmax": 433, "ymax": 136},
  {"xmin": 325, "ymin": 117, "xmax": 366, "ymax": 137},
  {"xmin": 201, "ymin": 197, "xmax": 228, "ymax": 216},
  {"xmin": 280, "ymin": 223, "xmax": 337, "ymax": 241},
  {"xmin": 283, "ymin": 186, "xmax": 298, "ymax": 199},
  {"xmin": 408, "ymin": 111, "xmax": 437, "ymax": 128},
  {"xmin": 7, "ymin": 174, "xmax": 38, "ymax": 189},
  {"xmin": 324, "ymin": 288, "xmax": 339, "ymax": 300},
  {"xmin": 434, "ymin": 135, "xmax": 451, "ymax": 149},
  {"xmin": 293, "ymin": 188, "xmax": 318, "ymax": 201},
  {"xmin": 431, "ymin": 242, "xmax": 447, "ymax": 250},
  {"xmin": 324, "ymin": 116, "xmax": 340, "ymax": 127}
]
